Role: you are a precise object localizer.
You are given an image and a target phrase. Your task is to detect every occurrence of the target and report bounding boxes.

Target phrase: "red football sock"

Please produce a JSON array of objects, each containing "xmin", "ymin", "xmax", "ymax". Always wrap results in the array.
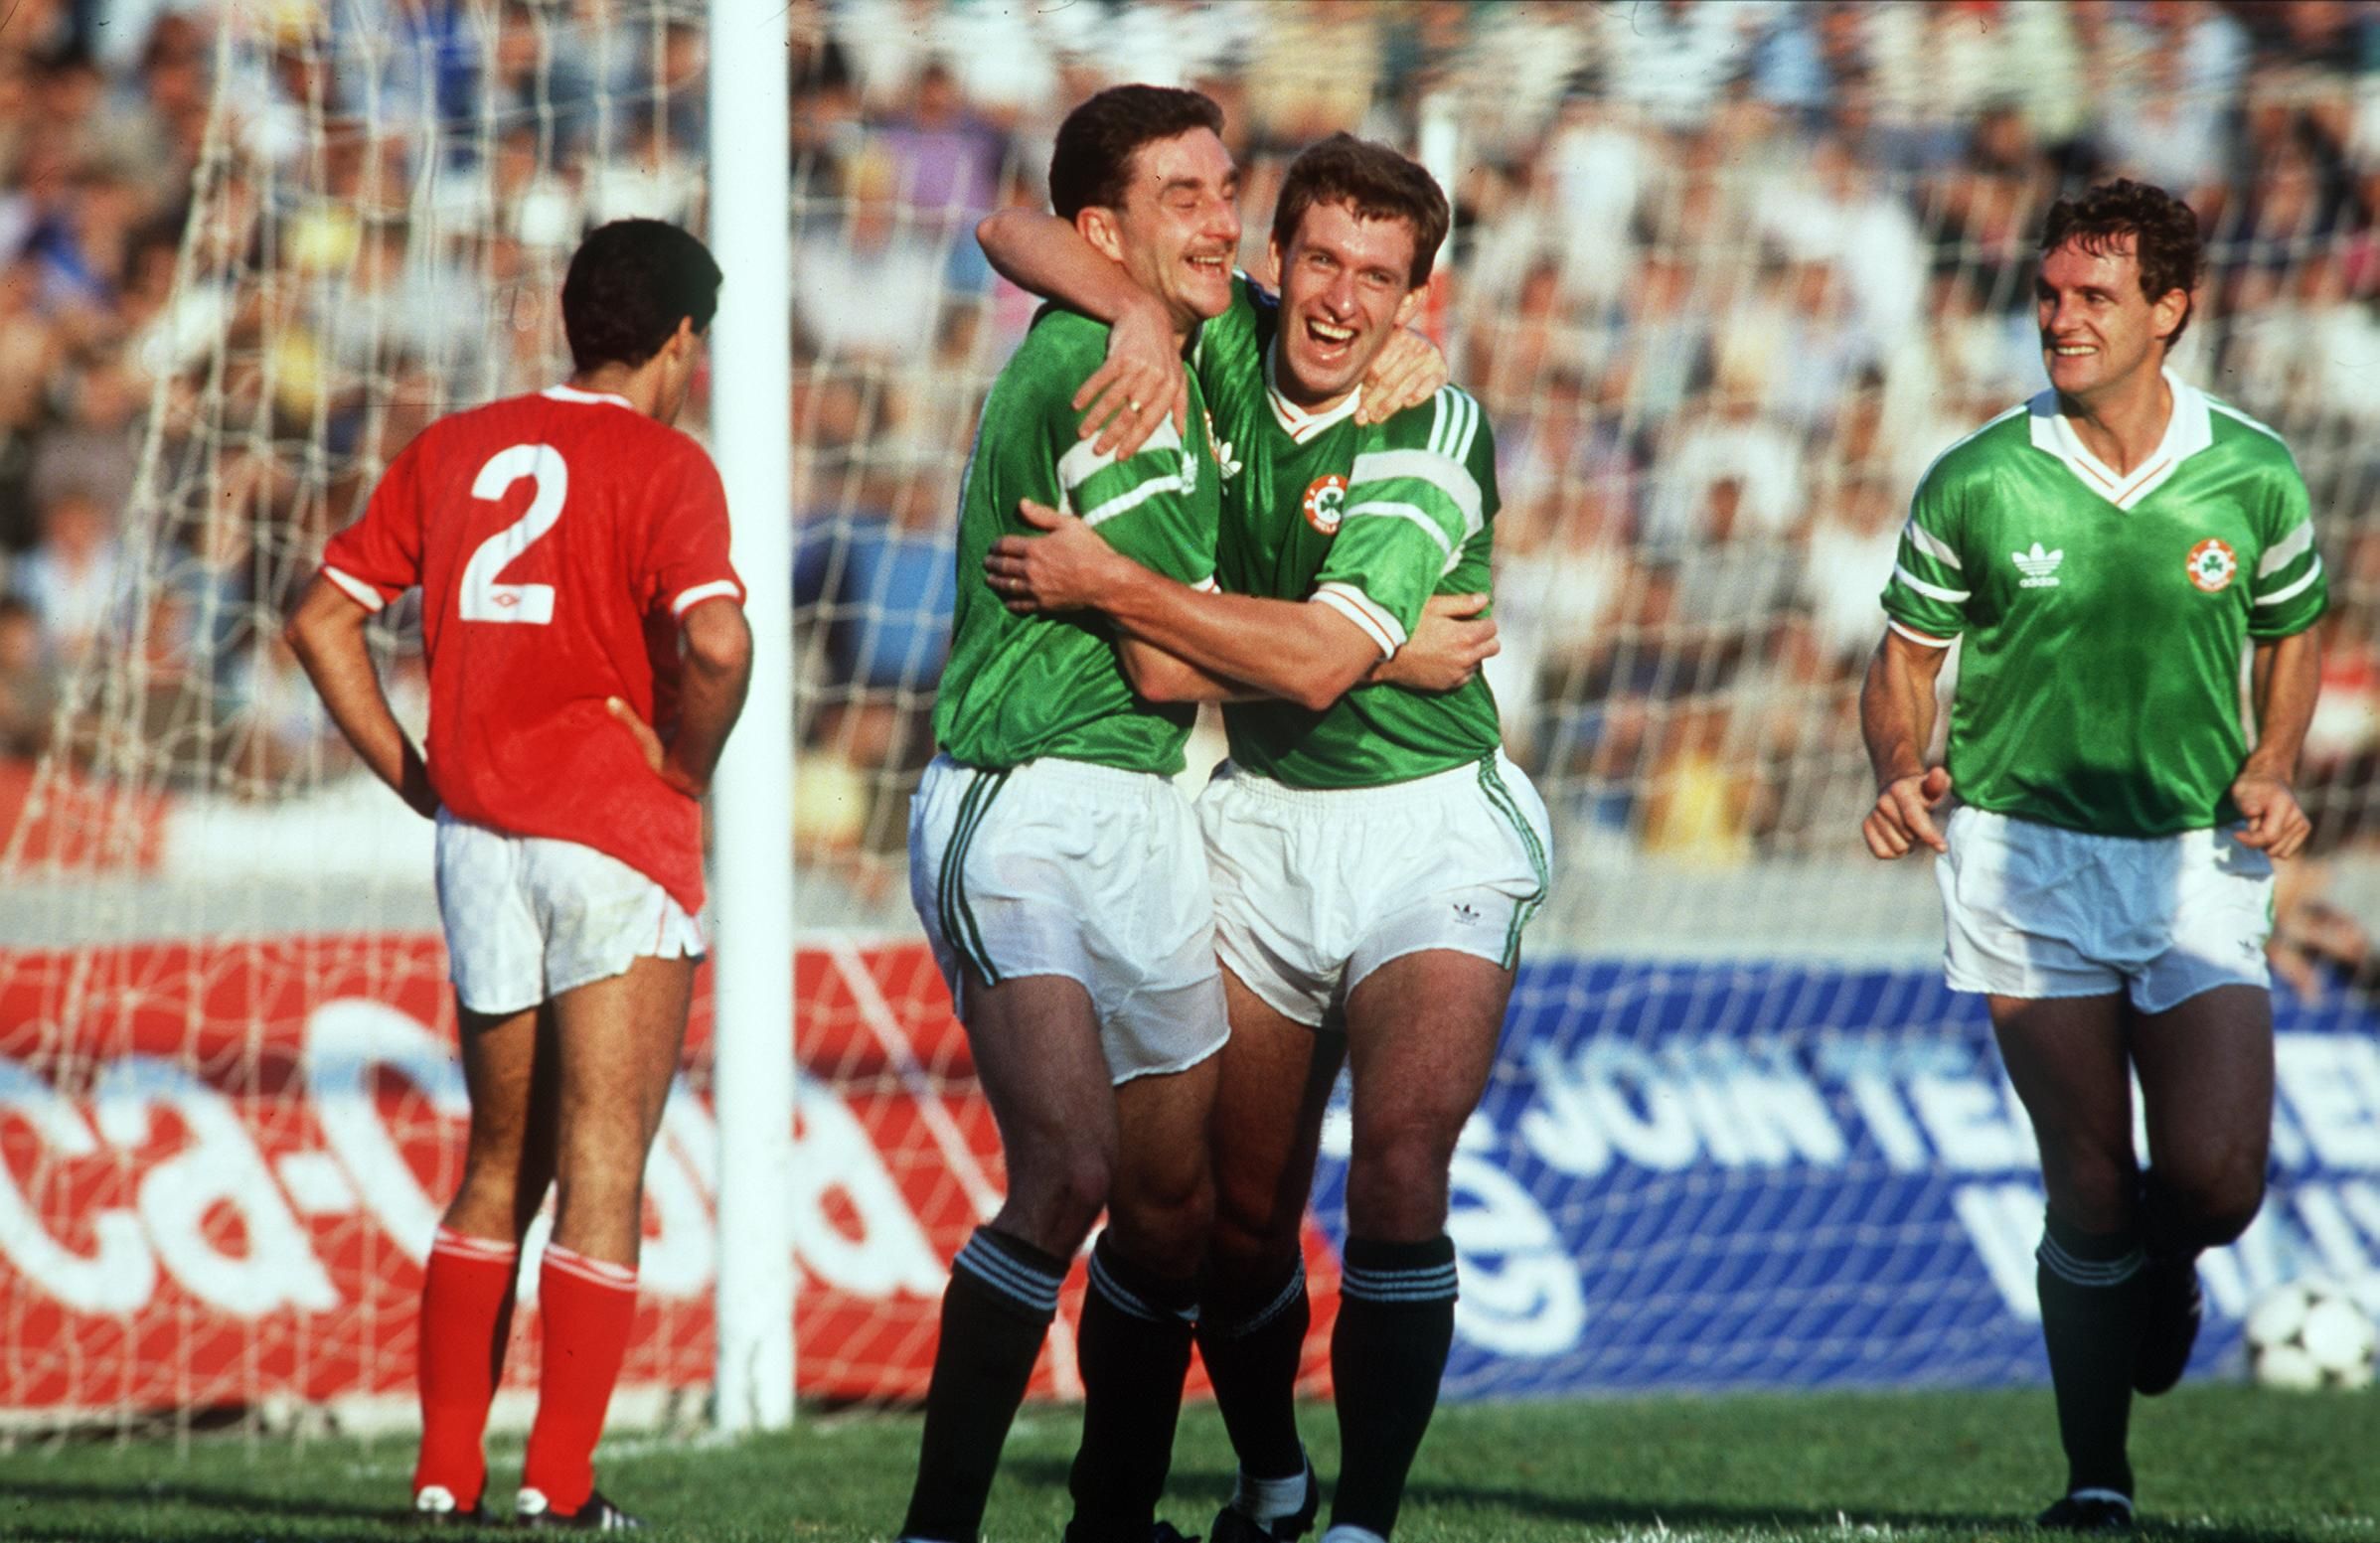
[
  {"xmin": 520, "ymin": 1244, "xmax": 640, "ymax": 1514},
  {"xmin": 412, "ymin": 1227, "xmax": 522, "ymax": 1507}
]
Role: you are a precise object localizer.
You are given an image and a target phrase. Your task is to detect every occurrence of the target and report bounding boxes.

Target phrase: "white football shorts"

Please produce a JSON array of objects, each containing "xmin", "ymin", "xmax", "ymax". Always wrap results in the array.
[
  {"xmin": 1937, "ymin": 804, "xmax": 2274, "ymax": 1014},
  {"xmin": 908, "ymin": 753, "xmax": 1227, "ymax": 1084},
  {"xmin": 435, "ymin": 810, "xmax": 706, "ymax": 1016},
  {"xmin": 1197, "ymin": 750, "xmax": 1554, "ymax": 1030}
]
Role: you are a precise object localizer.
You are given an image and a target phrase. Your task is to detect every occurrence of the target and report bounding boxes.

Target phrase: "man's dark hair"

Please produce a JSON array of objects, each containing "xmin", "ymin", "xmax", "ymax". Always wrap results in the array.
[
  {"xmin": 560, "ymin": 219, "xmax": 722, "ymax": 372},
  {"xmin": 1273, "ymin": 132, "xmax": 1451, "ymax": 288},
  {"xmin": 1048, "ymin": 84, "xmax": 1224, "ymax": 223},
  {"xmin": 2039, "ymin": 178, "xmax": 2204, "ymax": 346}
]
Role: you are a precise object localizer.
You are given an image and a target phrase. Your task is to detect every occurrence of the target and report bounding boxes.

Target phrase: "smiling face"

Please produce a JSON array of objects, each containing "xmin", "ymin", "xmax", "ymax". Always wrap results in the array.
[
  {"xmin": 1084, "ymin": 127, "xmax": 1240, "ymax": 337},
  {"xmin": 1270, "ymin": 198, "xmax": 1424, "ymax": 410},
  {"xmin": 2035, "ymin": 235, "xmax": 2188, "ymax": 405}
]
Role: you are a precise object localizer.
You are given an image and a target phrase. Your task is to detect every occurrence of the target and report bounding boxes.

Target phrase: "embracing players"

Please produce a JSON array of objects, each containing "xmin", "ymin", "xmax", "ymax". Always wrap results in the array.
[
  {"xmin": 288, "ymin": 219, "xmax": 751, "ymax": 1529},
  {"xmin": 1861, "ymin": 179, "xmax": 2324, "ymax": 1530},
  {"xmin": 981, "ymin": 131, "xmax": 1548, "ymax": 1543}
]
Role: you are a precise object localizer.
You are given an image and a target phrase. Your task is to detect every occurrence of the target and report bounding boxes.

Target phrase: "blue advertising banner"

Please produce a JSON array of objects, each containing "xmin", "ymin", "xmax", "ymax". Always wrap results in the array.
[{"xmin": 1306, "ymin": 961, "xmax": 2380, "ymax": 1397}]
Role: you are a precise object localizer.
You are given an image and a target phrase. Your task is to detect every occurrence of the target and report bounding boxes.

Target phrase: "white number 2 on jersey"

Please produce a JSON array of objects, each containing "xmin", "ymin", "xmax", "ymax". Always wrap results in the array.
[{"xmin": 458, "ymin": 443, "xmax": 567, "ymax": 624}]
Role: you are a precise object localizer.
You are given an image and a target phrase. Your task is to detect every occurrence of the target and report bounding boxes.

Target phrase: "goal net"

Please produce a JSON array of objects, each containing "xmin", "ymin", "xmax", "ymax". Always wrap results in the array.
[{"xmin": 5, "ymin": 0, "xmax": 2378, "ymax": 1433}]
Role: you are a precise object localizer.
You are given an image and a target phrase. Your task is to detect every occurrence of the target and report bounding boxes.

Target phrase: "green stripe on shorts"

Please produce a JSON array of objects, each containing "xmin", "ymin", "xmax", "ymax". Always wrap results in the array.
[
  {"xmin": 938, "ymin": 768, "xmax": 1010, "ymax": 986},
  {"xmin": 1477, "ymin": 755, "xmax": 1549, "ymax": 970}
]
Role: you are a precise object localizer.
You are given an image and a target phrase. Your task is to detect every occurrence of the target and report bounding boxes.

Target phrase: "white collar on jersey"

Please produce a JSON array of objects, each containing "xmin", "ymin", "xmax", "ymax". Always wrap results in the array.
[
  {"xmin": 2026, "ymin": 366, "xmax": 2212, "ymax": 511},
  {"xmin": 1264, "ymin": 337, "xmax": 1365, "ymax": 443},
  {"xmin": 542, "ymin": 384, "xmax": 636, "ymax": 409}
]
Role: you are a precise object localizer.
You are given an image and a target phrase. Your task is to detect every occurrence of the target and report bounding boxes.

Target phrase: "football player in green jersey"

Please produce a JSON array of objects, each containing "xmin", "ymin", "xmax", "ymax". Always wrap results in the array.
[
  {"xmin": 899, "ymin": 84, "xmax": 1243, "ymax": 1543},
  {"xmin": 1861, "ymin": 180, "xmax": 2324, "ymax": 1534},
  {"xmin": 979, "ymin": 135, "xmax": 1550, "ymax": 1543}
]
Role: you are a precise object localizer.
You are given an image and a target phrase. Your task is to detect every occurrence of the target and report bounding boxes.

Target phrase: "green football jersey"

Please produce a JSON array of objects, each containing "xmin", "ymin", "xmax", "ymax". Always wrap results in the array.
[
  {"xmin": 1880, "ymin": 376, "xmax": 2326, "ymax": 837},
  {"xmin": 934, "ymin": 306, "xmax": 1220, "ymax": 775},
  {"xmin": 1193, "ymin": 274, "xmax": 1504, "ymax": 788}
]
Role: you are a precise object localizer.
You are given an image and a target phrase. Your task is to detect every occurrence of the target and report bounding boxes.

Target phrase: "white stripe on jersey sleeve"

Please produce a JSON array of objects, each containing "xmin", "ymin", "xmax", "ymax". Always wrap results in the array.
[
  {"xmin": 2255, "ymin": 554, "xmax": 2322, "ymax": 607},
  {"xmin": 2257, "ymin": 520, "xmax": 2314, "ymax": 578},
  {"xmin": 1887, "ymin": 619, "xmax": 1957, "ymax": 648},
  {"xmin": 1904, "ymin": 521, "xmax": 1963, "ymax": 568},
  {"xmin": 1056, "ymin": 418, "xmax": 1183, "ymax": 493},
  {"xmin": 322, "ymin": 565, "xmax": 388, "ymax": 612},
  {"xmin": 1343, "ymin": 500, "xmax": 1456, "ymax": 560},
  {"xmin": 1078, "ymin": 474, "xmax": 1187, "ymax": 528},
  {"xmin": 1891, "ymin": 563, "xmax": 1970, "ymax": 604},
  {"xmin": 1348, "ymin": 448, "xmax": 1483, "ymax": 531},
  {"xmin": 671, "ymin": 579, "xmax": 740, "ymax": 616},
  {"xmin": 1312, "ymin": 581, "xmax": 1403, "ymax": 656}
]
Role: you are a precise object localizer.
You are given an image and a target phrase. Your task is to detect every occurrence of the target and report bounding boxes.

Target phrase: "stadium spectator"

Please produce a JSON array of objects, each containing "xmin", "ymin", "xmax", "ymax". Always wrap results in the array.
[{"xmin": 6, "ymin": 0, "xmax": 2380, "ymax": 923}]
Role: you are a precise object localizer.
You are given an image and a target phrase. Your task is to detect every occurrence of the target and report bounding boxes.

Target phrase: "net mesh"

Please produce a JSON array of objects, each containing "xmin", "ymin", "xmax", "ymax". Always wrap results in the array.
[{"xmin": 5, "ymin": 0, "xmax": 2380, "ymax": 1429}]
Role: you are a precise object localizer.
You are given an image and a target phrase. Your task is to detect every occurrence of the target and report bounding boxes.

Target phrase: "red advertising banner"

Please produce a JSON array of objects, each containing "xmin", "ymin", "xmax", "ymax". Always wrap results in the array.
[{"xmin": 0, "ymin": 935, "xmax": 1337, "ymax": 1417}]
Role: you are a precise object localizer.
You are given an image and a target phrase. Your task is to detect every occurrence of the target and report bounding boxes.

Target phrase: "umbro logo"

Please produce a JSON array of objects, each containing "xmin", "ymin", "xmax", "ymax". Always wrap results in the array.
[{"xmin": 2013, "ymin": 541, "xmax": 2064, "ymax": 588}]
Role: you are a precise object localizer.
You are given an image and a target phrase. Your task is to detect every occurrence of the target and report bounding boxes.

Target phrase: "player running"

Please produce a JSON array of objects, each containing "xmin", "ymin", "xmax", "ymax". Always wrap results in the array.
[
  {"xmin": 1861, "ymin": 179, "xmax": 2324, "ymax": 1532},
  {"xmin": 286, "ymin": 219, "xmax": 751, "ymax": 1530},
  {"xmin": 981, "ymin": 132, "xmax": 1549, "ymax": 1543}
]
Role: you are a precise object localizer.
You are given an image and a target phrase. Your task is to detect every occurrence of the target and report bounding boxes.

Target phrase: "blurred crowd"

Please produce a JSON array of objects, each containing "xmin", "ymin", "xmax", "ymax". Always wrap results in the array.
[{"xmin": 5, "ymin": 0, "xmax": 2380, "ymax": 971}]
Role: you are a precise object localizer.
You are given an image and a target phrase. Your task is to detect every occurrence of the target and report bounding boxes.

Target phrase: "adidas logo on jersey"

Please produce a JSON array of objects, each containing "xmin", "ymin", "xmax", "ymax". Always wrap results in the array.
[{"xmin": 2012, "ymin": 541, "xmax": 2064, "ymax": 588}]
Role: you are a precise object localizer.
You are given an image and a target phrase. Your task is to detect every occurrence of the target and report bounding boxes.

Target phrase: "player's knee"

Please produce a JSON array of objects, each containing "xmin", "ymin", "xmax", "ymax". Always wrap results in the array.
[
  {"xmin": 1007, "ymin": 1143, "xmax": 1115, "ymax": 1249},
  {"xmin": 2040, "ymin": 1147, "xmax": 2141, "ymax": 1234},
  {"xmin": 2162, "ymin": 1166, "xmax": 2267, "ymax": 1250},
  {"xmin": 1210, "ymin": 1187, "xmax": 1302, "ymax": 1267},
  {"xmin": 1346, "ymin": 1123, "xmax": 1458, "ymax": 1236}
]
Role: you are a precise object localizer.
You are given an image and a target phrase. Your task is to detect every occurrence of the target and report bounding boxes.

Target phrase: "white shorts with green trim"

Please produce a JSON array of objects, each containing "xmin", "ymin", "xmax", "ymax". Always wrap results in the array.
[
  {"xmin": 907, "ymin": 753, "xmax": 1226, "ymax": 1084},
  {"xmin": 1196, "ymin": 750, "xmax": 1553, "ymax": 1030},
  {"xmin": 1937, "ymin": 804, "xmax": 2273, "ymax": 1013},
  {"xmin": 434, "ymin": 811, "xmax": 705, "ymax": 1016}
]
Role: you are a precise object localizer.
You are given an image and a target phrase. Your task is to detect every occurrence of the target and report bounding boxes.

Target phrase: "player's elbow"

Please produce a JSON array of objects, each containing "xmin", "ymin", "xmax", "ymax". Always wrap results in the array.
[
  {"xmin": 1121, "ymin": 647, "xmax": 1196, "ymax": 703},
  {"xmin": 681, "ymin": 599, "xmax": 753, "ymax": 684}
]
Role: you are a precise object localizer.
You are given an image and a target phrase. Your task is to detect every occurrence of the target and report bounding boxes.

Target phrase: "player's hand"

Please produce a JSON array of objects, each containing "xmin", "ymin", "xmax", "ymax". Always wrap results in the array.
[
  {"xmin": 1862, "ymin": 765, "xmax": 1952, "ymax": 859},
  {"xmin": 1371, "ymin": 592, "xmax": 1497, "ymax": 691},
  {"xmin": 606, "ymin": 696, "xmax": 668, "ymax": 778},
  {"xmin": 1355, "ymin": 325, "xmax": 1449, "ymax": 424},
  {"xmin": 1073, "ymin": 299, "xmax": 1186, "ymax": 462},
  {"xmin": 397, "ymin": 746, "xmax": 440, "ymax": 822},
  {"xmin": 984, "ymin": 499, "xmax": 1134, "ymax": 613},
  {"xmin": 2231, "ymin": 770, "xmax": 2311, "ymax": 859}
]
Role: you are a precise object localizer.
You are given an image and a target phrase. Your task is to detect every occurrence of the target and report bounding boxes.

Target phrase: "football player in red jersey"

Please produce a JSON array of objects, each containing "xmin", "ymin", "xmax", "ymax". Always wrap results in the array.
[{"xmin": 286, "ymin": 219, "xmax": 752, "ymax": 1531}]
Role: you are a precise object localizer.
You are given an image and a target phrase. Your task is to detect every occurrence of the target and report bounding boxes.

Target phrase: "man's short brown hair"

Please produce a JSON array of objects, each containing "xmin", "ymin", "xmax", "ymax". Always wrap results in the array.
[
  {"xmin": 1048, "ymin": 84, "xmax": 1225, "ymax": 222},
  {"xmin": 2040, "ymin": 178, "xmax": 2205, "ymax": 346},
  {"xmin": 1272, "ymin": 133, "xmax": 1451, "ymax": 289}
]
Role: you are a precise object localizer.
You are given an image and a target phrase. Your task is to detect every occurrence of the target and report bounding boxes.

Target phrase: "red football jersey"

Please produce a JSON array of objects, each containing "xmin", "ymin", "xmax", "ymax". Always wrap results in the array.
[{"xmin": 320, "ymin": 386, "xmax": 744, "ymax": 913}]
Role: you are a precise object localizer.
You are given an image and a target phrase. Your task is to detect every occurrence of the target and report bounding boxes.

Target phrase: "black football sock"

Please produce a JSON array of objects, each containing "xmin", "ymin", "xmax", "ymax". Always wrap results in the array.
[
  {"xmin": 900, "ymin": 1227, "xmax": 1065, "ymax": 1543},
  {"xmin": 1329, "ymin": 1235, "xmax": 1458, "ymax": 1538},
  {"xmin": 1065, "ymin": 1230, "xmax": 1199, "ymax": 1540},
  {"xmin": 1196, "ymin": 1251, "xmax": 1312, "ymax": 1492},
  {"xmin": 2035, "ymin": 1210, "xmax": 2143, "ymax": 1499}
]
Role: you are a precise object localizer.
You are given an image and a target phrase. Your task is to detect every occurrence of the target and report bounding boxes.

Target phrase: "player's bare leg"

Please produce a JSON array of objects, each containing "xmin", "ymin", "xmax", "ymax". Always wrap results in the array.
[
  {"xmin": 412, "ymin": 1001, "xmax": 557, "ymax": 1520},
  {"xmin": 1325, "ymin": 950, "xmax": 1512, "ymax": 1543},
  {"xmin": 516, "ymin": 953, "xmax": 697, "ymax": 1527},
  {"xmin": 1990, "ymin": 993, "xmax": 2142, "ymax": 1527},
  {"xmin": 1203, "ymin": 969, "xmax": 1344, "ymax": 1540},
  {"xmin": 2129, "ymin": 985, "xmax": 2274, "ymax": 1398},
  {"xmin": 1067, "ymin": 1039, "xmax": 1221, "ymax": 1541},
  {"xmin": 904, "ymin": 973, "xmax": 1116, "ymax": 1543}
]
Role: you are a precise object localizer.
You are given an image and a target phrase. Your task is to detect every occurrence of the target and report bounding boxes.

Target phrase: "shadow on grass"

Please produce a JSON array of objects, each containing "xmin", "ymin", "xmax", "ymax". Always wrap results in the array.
[
  {"xmin": 0, "ymin": 1478, "xmax": 451, "ymax": 1543},
  {"xmin": 1009, "ymin": 1457, "xmax": 2357, "ymax": 1543}
]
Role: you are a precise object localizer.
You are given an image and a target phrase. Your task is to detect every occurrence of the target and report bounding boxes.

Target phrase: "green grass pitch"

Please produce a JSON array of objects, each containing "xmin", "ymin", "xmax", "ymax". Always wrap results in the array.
[{"xmin": 2, "ymin": 1387, "xmax": 2374, "ymax": 1542}]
